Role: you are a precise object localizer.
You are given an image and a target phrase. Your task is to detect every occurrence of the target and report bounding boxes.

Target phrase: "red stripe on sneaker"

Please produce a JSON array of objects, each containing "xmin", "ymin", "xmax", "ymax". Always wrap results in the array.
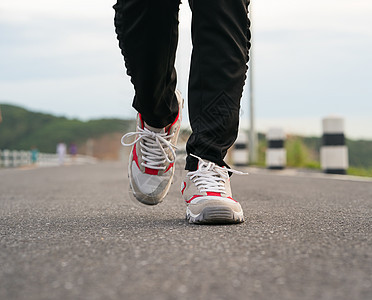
[
  {"xmin": 132, "ymin": 144, "xmax": 140, "ymax": 169},
  {"xmin": 138, "ymin": 114, "xmax": 145, "ymax": 128},
  {"xmin": 181, "ymin": 182, "xmax": 186, "ymax": 195},
  {"xmin": 206, "ymin": 192, "xmax": 221, "ymax": 197},
  {"xmin": 164, "ymin": 163, "xmax": 174, "ymax": 174},
  {"xmin": 167, "ymin": 108, "xmax": 180, "ymax": 134},
  {"xmin": 185, "ymin": 195, "xmax": 202, "ymax": 203},
  {"xmin": 227, "ymin": 196, "xmax": 238, "ymax": 202},
  {"xmin": 186, "ymin": 194, "xmax": 236, "ymax": 203},
  {"xmin": 145, "ymin": 168, "xmax": 158, "ymax": 175}
]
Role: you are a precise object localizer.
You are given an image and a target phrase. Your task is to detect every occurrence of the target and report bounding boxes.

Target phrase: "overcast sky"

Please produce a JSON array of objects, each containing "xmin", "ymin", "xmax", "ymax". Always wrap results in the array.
[{"xmin": 1, "ymin": 0, "xmax": 371, "ymax": 139}]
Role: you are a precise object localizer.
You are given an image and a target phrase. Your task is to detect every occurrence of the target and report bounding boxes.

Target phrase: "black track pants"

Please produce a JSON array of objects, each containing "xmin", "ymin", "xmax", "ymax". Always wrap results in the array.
[{"xmin": 113, "ymin": 0, "xmax": 251, "ymax": 171}]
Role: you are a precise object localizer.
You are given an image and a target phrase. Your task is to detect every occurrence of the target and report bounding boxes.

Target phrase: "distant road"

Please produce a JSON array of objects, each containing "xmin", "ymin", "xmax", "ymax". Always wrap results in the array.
[{"xmin": 1, "ymin": 162, "xmax": 371, "ymax": 300}]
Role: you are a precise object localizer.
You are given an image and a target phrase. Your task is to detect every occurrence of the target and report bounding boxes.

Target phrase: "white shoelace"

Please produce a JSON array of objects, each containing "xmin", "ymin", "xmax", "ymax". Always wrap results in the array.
[
  {"xmin": 121, "ymin": 126, "xmax": 177, "ymax": 170},
  {"xmin": 187, "ymin": 154, "xmax": 248, "ymax": 194}
]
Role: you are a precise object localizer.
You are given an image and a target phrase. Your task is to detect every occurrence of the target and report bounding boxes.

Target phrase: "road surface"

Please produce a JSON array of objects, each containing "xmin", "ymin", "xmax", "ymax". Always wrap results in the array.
[{"xmin": 1, "ymin": 162, "xmax": 371, "ymax": 300}]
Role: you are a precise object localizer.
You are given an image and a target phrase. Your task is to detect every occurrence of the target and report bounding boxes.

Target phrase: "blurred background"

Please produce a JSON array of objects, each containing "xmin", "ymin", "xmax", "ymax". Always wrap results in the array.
[{"xmin": 0, "ymin": 0, "xmax": 371, "ymax": 175}]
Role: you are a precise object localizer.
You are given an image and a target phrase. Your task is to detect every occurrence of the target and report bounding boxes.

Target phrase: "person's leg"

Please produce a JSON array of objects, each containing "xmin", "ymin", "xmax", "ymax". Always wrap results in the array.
[
  {"xmin": 114, "ymin": 0, "xmax": 184, "ymax": 205},
  {"xmin": 113, "ymin": 0, "xmax": 181, "ymax": 128},
  {"xmin": 186, "ymin": 0, "xmax": 251, "ymax": 170},
  {"xmin": 181, "ymin": 0, "xmax": 250, "ymax": 224}
]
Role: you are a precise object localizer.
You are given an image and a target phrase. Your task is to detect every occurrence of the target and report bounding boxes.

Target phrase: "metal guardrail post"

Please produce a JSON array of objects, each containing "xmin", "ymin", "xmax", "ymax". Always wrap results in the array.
[
  {"xmin": 0, "ymin": 149, "xmax": 97, "ymax": 168},
  {"xmin": 3, "ymin": 150, "xmax": 11, "ymax": 168}
]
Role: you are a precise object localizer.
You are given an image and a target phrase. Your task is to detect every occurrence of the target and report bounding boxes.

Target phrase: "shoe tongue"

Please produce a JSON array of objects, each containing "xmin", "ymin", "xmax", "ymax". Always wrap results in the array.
[
  {"xmin": 198, "ymin": 158, "xmax": 214, "ymax": 170},
  {"xmin": 144, "ymin": 122, "xmax": 165, "ymax": 133},
  {"xmin": 197, "ymin": 159, "xmax": 226, "ymax": 174}
]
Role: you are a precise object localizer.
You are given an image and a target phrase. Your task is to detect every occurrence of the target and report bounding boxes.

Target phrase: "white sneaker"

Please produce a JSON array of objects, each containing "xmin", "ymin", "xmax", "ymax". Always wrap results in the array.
[
  {"xmin": 121, "ymin": 90, "xmax": 183, "ymax": 205},
  {"xmin": 181, "ymin": 154, "xmax": 246, "ymax": 224}
]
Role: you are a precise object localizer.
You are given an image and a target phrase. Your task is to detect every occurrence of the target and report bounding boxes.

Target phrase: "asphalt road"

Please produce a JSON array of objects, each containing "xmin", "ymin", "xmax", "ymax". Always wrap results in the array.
[{"xmin": 1, "ymin": 162, "xmax": 371, "ymax": 300}]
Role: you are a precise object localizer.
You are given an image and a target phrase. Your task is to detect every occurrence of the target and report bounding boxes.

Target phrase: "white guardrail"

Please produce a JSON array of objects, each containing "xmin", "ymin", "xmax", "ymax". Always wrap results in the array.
[{"xmin": 0, "ymin": 149, "xmax": 96, "ymax": 168}]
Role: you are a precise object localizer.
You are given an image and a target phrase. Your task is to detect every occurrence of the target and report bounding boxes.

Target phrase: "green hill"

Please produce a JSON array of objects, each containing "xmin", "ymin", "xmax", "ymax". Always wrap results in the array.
[
  {"xmin": 301, "ymin": 136, "xmax": 372, "ymax": 169},
  {"xmin": 1, "ymin": 104, "xmax": 371, "ymax": 174},
  {"xmin": 346, "ymin": 139, "xmax": 372, "ymax": 168},
  {"xmin": 0, "ymin": 104, "xmax": 135, "ymax": 153}
]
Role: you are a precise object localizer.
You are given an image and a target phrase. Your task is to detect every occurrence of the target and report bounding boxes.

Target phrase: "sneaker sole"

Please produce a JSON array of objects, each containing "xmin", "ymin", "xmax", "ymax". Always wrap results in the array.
[
  {"xmin": 186, "ymin": 206, "xmax": 244, "ymax": 224},
  {"xmin": 128, "ymin": 157, "xmax": 174, "ymax": 206},
  {"xmin": 129, "ymin": 178, "xmax": 173, "ymax": 206}
]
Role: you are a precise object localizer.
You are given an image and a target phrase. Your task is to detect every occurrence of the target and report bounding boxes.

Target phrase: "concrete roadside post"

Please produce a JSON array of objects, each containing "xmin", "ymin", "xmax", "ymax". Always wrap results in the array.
[
  {"xmin": 266, "ymin": 128, "xmax": 286, "ymax": 169},
  {"xmin": 232, "ymin": 130, "xmax": 249, "ymax": 166},
  {"xmin": 321, "ymin": 116, "xmax": 348, "ymax": 174}
]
